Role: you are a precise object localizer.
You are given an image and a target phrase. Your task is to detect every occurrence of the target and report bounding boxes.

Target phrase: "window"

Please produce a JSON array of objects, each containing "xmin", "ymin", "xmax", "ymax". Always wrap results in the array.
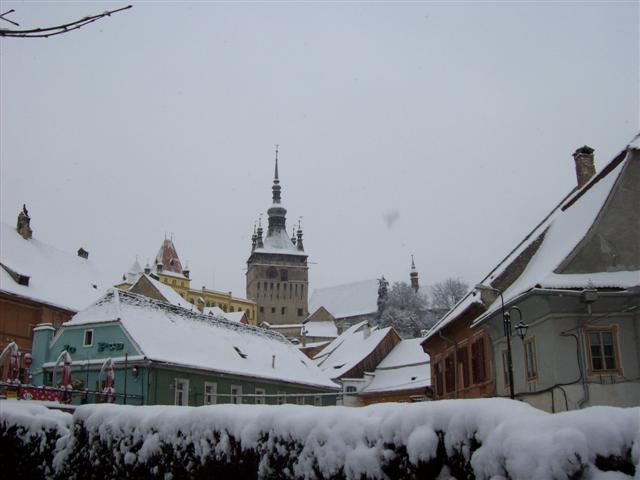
[
  {"xmin": 83, "ymin": 329, "xmax": 94, "ymax": 347},
  {"xmin": 257, "ymin": 282, "xmax": 261, "ymax": 290},
  {"xmin": 444, "ymin": 354, "xmax": 455, "ymax": 393},
  {"xmin": 259, "ymin": 306, "xmax": 264, "ymax": 313},
  {"xmin": 434, "ymin": 360, "xmax": 444, "ymax": 397},
  {"xmin": 524, "ymin": 338, "xmax": 537, "ymax": 380},
  {"xmin": 501, "ymin": 350, "xmax": 510, "ymax": 388},
  {"xmin": 587, "ymin": 328, "xmax": 618, "ymax": 373},
  {"xmin": 297, "ymin": 308, "xmax": 303, "ymax": 317},
  {"xmin": 175, "ymin": 378, "xmax": 189, "ymax": 406},
  {"xmin": 277, "ymin": 391, "xmax": 286, "ymax": 405},
  {"xmin": 471, "ymin": 338, "xmax": 486, "ymax": 384},
  {"xmin": 204, "ymin": 382, "xmax": 217, "ymax": 405},
  {"xmin": 230, "ymin": 385, "xmax": 242, "ymax": 404},
  {"xmin": 314, "ymin": 395, "xmax": 322, "ymax": 406},
  {"xmin": 255, "ymin": 388, "xmax": 266, "ymax": 405},
  {"xmin": 457, "ymin": 346, "xmax": 470, "ymax": 389},
  {"xmin": 345, "ymin": 385, "xmax": 357, "ymax": 394},
  {"xmin": 271, "ymin": 307, "xmax": 276, "ymax": 314},
  {"xmin": 230, "ymin": 306, "xmax": 235, "ymax": 312},
  {"xmin": 281, "ymin": 307, "xmax": 286, "ymax": 315},
  {"xmin": 280, "ymin": 270, "xmax": 288, "ymax": 281}
]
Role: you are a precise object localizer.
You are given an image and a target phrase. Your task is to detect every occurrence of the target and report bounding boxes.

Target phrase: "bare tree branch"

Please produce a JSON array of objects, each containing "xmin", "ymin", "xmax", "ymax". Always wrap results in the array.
[{"xmin": 0, "ymin": 5, "xmax": 132, "ymax": 38}]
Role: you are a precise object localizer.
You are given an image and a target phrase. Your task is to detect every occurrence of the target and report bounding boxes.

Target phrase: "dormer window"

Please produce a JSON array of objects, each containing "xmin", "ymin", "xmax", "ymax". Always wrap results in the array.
[{"xmin": 233, "ymin": 346, "xmax": 247, "ymax": 359}]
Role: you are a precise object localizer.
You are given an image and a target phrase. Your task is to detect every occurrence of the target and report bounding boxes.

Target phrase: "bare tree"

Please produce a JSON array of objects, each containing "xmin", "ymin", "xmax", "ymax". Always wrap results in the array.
[
  {"xmin": 377, "ymin": 281, "xmax": 429, "ymax": 338},
  {"xmin": 0, "ymin": 5, "xmax": 131, "ymax": 38},
  {"xmin": 430, "ymin": 278, "xmax": 469, "ymax": 310}
]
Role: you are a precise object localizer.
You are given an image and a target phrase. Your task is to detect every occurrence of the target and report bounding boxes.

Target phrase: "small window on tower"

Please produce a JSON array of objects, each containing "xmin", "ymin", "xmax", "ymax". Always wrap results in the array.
[
  {"xmin": 281, "ymin": 307, "xmax": 286, "ymax": 315},
  {"xmin": 297, "ymin": 308, "xmax": 303, "ymax": 316},
  {"xmin": 280, "ymin": 270, "xmax": 288, "ymax": 282},
  {"xmin": 271, "ymin": 307, "xmax": 276, "ymax": 313}
]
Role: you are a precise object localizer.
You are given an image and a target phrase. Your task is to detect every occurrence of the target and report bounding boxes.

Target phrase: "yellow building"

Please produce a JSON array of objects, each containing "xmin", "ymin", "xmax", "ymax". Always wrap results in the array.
[{"xmin": 116, "ymin": 238, "xmax": 257, "ymax": 325}]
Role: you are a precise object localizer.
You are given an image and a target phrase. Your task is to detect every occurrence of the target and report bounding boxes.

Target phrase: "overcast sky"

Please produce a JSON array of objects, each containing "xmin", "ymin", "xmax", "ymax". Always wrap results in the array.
[{"xmin": 1, "ymin": 1, "xmax": 638, "ymax": 301}]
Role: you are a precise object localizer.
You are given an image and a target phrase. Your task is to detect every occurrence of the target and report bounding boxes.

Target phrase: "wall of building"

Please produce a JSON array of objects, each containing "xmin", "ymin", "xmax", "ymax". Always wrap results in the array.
[
  {"xmin": 487, "ymin": 290, "xmax": 640, "ymax": 411},
  {"xmin": 150, "ymin": 366, "xmax": 336, "ymax": 406}
]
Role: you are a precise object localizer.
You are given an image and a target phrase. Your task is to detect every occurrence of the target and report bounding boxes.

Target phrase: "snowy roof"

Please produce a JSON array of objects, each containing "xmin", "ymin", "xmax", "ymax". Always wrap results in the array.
[
  {"xmin": 253, "ymin": 228, "xmax": 307, "ymax": 257},
  {"xmin": 64, "ymin": 290, "xmax": 338, "ymax": 390},
  {"xmin": 361, "ymin": 364, "xmax": 430, "ymax": 395},
  {"xmin": 376, "ymin": 338, "xmax": 429, "ymax": 369},
  {"xmin": 0, "ymin": 222, "xmax": 109, "ymax": 312},
  {"xmin": 309, "ymin": 279, "xmax": 379, "ymax": 320},
  {"xmin": 203, "ymin": 306, "xmax": 246, "ymax": 323},
  {"xmin": 426, "ymin": 142, "xmax": 640, "ymax": 340},
  {"xmin": 360, "ymin": 338, "xmax": 430, "ymax": 394},
  {"xmin": 313, "ymin": 321, "xmax": 394, "ymax": 379},
  {"xmin": 136, "ymin": 274, "xmax": 190, "ymax": 309},
  {"xmin": 303, "ymin": 321, "xmax": 338, "ymax": 339},
  {"xmin": 125, "ymin": 258, "xmax": 143, "ymax": 285}
]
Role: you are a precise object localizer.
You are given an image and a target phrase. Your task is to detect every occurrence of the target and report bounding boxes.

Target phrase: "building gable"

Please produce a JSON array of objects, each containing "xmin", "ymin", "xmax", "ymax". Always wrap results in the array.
[{"xmin": 556, "ymin": 149, "xmax": 640, "ymax": 274}]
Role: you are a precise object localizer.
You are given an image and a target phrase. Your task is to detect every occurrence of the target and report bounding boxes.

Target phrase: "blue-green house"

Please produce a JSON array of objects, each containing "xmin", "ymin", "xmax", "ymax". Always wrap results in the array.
[{"xmin": 31, "ymin": 289, "xmax": 340, "ymax": 406}]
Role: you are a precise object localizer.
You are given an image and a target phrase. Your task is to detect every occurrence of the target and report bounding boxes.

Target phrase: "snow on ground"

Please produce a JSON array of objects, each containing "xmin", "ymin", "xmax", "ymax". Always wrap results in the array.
[{"xmin": 2, "ymin": 398, "xmax": 637, "ymax": 479}]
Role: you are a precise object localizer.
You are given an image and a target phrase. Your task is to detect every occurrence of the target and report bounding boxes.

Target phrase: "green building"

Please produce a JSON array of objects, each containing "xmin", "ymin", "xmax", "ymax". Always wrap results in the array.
[{"xmin": 31, "ymin": 289, "xmax": 339, "ymax": 406}]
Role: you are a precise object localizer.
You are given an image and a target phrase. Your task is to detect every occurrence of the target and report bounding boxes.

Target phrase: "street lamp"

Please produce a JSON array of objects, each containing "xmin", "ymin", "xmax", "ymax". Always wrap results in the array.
[{"xmin": 475, "ymin": 284, "xmax": 526, "ymax": 400}]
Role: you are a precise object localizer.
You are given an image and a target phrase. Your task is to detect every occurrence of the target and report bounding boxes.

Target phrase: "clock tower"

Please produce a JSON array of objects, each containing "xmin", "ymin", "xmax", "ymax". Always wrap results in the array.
[{"xmin": 246, "ymin": 148, "xmax": 309, "ymax": 325}]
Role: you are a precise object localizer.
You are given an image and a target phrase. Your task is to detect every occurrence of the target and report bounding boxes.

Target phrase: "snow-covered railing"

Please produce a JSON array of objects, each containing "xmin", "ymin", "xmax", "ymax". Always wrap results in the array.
[{"xmin": 1, "ymin": 399, "xmax": 638, "ymax": 479}]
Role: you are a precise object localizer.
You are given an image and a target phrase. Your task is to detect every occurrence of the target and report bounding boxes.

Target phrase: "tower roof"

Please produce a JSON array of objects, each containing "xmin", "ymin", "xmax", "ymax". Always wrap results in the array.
[
  {"xmin": 252, "ymin": 147, "xmax": 306, "ymax": 257},
  {"xmin": 155, "ymin": 237, "xmax": 184, "ymax": 273}
]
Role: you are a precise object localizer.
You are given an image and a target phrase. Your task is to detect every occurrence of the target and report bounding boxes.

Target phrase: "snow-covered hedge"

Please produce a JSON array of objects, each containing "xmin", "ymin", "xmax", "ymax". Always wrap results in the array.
[{"xmin": 1, "ymin": 399, "xmax": 638, "ymax": 479}]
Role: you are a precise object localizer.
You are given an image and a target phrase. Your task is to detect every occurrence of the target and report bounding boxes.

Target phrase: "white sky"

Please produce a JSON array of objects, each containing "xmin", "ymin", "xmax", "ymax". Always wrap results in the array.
[{"xmin": 1, "ymin": 1, "xmax": 638, "ymax": 300}]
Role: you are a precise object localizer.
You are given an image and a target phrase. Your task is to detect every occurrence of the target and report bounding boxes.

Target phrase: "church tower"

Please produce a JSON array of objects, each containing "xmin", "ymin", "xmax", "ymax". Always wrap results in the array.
[
  {"xmin": 246, "ymin": 148, "xmax": 309, "ymax": 325},
  {"xmin": 410, "ymin": 255, "xmax": 420, "ymax": 293}
]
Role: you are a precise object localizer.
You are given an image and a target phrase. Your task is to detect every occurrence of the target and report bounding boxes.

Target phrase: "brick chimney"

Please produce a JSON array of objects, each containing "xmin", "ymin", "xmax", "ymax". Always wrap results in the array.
[
  {"xmin": 16, "ymin": 204, "xmax": 32, "ymax": 240},
  {"xmin": 77, "ymin": 248, "xmax": 89, "ymax": 259},
  {"xmin": 573, "ymin": 145, "xmax": 596, "ymax": 188}
]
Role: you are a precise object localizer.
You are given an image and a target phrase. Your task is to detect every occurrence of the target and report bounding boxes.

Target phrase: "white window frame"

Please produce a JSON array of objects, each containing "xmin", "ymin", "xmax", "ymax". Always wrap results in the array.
[
  {"xmin": 175, "ymin": 378, "xmax": 189, "ymax": 406},
  {"xmin": 314, "ymin": 395, "xmax": 322, "ymax": 407},
  {"xmin": 255, "ymin": 388, "xmax": 266, "ymax": 405},
  {"xmin": 296, "ymin": 395, "xmax": 304, "ymax": 405},
  {"xmin": 230, "ymin": 384, "xmax": 242, "ymax": 404},
  {"xmin": 204, "ymin": 381, "xmax": 217, "ymax": 405},
  {"xmin": 83, "ymin": 329, "xmax": 94, "ymax": 347},
  {"xmin": 277, "ymin": 391, "xmax": 286, "ymax": 405}
]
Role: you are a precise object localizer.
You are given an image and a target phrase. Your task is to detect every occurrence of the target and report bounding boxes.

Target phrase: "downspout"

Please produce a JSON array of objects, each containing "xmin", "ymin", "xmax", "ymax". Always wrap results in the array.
[{"xmin": 438, "ymin": 331, "xmax": 458, "ymax": 398}]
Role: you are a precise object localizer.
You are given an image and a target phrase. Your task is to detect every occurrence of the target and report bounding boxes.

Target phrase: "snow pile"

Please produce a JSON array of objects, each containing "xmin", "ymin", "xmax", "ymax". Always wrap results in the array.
[{"xmin": 2, "ymin": 398, "xmax": 638, "ymax": 479}]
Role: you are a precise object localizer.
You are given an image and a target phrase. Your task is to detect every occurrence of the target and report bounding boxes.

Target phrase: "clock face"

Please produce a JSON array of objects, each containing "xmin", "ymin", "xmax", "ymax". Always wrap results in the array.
[{"xmin": 267, "ymin": 267, "xmax": 278, "ymax": 279}]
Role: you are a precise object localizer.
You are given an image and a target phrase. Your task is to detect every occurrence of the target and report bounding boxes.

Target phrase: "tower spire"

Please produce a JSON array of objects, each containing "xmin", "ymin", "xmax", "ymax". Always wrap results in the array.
[{"xmin": 272, "ymin": 144, "xmax": 282, "ymax": 204}]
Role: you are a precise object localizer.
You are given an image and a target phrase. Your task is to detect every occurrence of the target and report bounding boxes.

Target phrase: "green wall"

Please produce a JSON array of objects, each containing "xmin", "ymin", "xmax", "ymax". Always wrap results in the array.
[{"xmin": 150, "ymin": 366, "xmax": 336, "ymax": 406}]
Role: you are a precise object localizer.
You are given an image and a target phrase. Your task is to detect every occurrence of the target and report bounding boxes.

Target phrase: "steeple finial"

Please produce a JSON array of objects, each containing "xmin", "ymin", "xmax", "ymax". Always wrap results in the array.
[
  {"xmin": 274, "ymin": 144, "xmax": 279, "ymax": 181},
  {"xmin": 411, "ymin": 254, "xmax": 416, "ymax": 270}
]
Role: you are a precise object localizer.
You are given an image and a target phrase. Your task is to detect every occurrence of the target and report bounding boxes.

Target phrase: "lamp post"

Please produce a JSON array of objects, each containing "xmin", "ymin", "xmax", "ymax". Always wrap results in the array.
[{"xmin": 475, "ymin": 284, "xmax": 527, "ymax": 400}]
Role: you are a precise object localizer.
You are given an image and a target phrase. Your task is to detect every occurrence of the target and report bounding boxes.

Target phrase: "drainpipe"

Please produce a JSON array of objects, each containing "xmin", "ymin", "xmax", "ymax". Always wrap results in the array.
[{"xmin": 438, "ymin": 331, "xmax": 458, "ymax": 398}]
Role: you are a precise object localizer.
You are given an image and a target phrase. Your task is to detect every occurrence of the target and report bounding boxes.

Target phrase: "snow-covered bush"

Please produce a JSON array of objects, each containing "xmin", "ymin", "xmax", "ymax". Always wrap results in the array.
[
  {"xmin": 0, "ymin": 402, "xmax": 72, "ymax": 478},
  {"xmin": 1, "ymin": 399, "xmax": 638, "ymax": 479}
]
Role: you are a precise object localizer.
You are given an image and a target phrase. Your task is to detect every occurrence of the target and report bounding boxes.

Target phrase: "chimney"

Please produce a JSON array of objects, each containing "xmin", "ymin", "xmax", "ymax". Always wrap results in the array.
[
  {"xmin": 572, "ymin": 145, "xmax": 596, "ymax": 188},
  {"xmin": 77, "ymin": 248, "xmax": 89, "ymax": 259},
  {"xmin": 16, "ymin": 204, "xmax": 32, "ymax": 240}
]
